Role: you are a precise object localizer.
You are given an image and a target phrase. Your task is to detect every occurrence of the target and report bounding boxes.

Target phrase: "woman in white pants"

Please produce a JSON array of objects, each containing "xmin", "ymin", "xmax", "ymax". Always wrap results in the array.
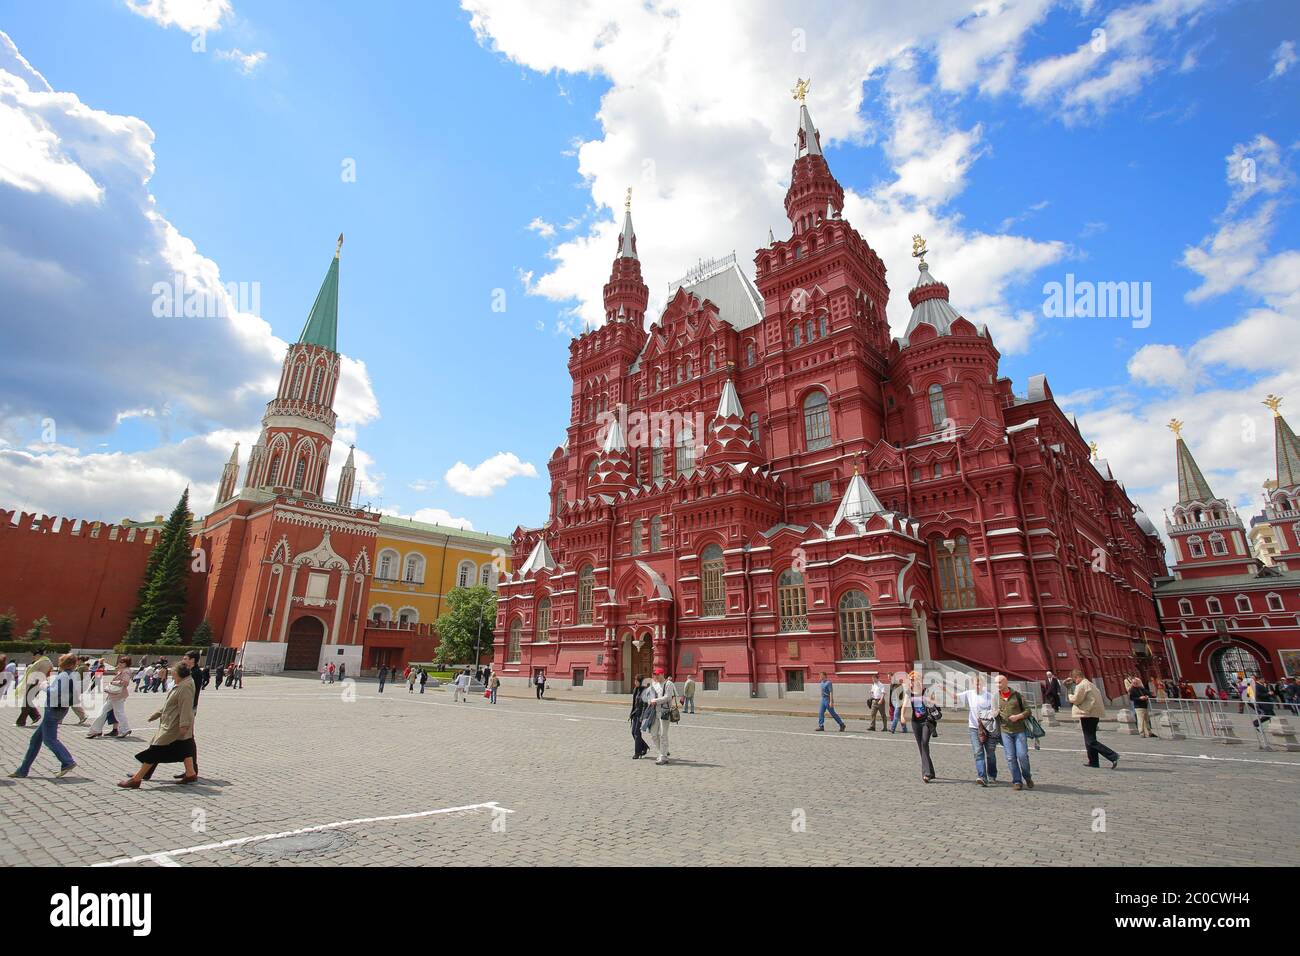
[
  {"xmin": 647, "ymin": 668, "xmax": 677, "ymax": 765},
  {"xmin": 87, "ymin": 657, "xmax": 132, "ymax": 738}
]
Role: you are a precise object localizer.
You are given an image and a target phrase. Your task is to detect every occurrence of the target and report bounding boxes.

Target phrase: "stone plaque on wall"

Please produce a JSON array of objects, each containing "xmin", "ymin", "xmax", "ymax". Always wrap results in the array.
[
  {"xmin": 788, "ymin": 642, "xmax": 800, "ymax": 659},
  {"xmin": 681, "ymin": 650, "xmax": 694, "ymax": 668},
  {"xmin": 595, "ymin": 654, "xmax": 604, "ymax": 666}
]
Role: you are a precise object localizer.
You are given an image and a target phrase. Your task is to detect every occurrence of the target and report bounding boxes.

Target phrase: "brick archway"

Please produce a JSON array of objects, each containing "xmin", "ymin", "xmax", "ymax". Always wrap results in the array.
[{"xmin": 285, "ymin": 615, "xmax": 326, "ymax": 671}]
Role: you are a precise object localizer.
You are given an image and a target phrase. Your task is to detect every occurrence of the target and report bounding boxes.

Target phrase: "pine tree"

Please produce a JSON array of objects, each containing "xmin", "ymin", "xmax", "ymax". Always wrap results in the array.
[
  {"xmin": 191, "ymin": 619, "xmax": 214, "ymax": 647},
  {"xmin": 122, "ymin": 618, "xmax": 144, "ymax": 645},
  {"xmin": 159, "ymin": 616, "xmax": 182, "ymax": 646},
  {"xmin": 131, "ymin": 489, "xmax": 193, "ymax": 642}
]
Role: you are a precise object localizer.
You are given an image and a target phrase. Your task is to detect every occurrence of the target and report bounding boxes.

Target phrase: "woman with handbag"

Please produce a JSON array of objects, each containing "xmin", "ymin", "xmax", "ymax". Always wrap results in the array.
[
  {"xmin": 629, "ymin": 674, "xmax": 650, "ymax": 759},
  {"xmin": 904, "ymin": 671, "xmax": 939, "ymax": 782},
  {"xmin": 995, "ymin": 674, "xmax": 1034, "ymax": 790},
  {"xmin": 647, "ymin": 667, "xmax": 678, "ymax": 765},
  {"xmin": 116, "ymin": 662, "xmax": 197, "ymax": 788}
]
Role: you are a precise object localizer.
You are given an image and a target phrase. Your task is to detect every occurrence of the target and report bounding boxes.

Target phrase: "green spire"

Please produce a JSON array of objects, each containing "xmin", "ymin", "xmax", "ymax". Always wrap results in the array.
[
  {"xmin": 1174, "ymin": 437, "xmax": 1216, "ymax": 504},
  {"xmin": 297, "ymin": 234, "xmax": 342, "ymax": 352},
  {"xmin": 1274, "ymin": 412, "xmax": 1300, "ymax": 489}
]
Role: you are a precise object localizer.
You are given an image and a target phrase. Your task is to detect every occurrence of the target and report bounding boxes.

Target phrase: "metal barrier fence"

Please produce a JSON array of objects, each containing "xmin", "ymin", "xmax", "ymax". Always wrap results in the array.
[{"xmin": 1143, "ymin": 698, "xmax": 1300, "ymax": 751}]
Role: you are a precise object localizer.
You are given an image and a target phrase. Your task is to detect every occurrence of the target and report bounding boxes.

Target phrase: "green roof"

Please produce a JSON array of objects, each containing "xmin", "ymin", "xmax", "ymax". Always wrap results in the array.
[
  {"xmin": 298, "ymin": 249, "xmax": 339, "ymax": 351},
  {"xmin": 1275, "ymin": 414, "xmax": 1300, "ymax": 489},
  {"xmin": 1175, "ymin": 438, "xmax": 1216, "ymax": 504},
  {"xmin": 378, "ymin": 514, "xmax": 511, "ymax": 547}
]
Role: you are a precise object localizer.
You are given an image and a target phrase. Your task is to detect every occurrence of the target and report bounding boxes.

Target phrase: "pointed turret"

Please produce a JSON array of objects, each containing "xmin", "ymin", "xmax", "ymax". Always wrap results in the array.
[
  {"xmin": 336, "ymin": 444, "xmax": 357, "ymax": 508},
  {"xmin": 215, "ymin": 442, "xmax": 240, "ymax": 507},
  {"xmin": 1164, "ymin": 419, "xmax": 1252, "ymax": 578},
  {"xmin": 603, "ymin": 187, "xmax": 649, "ymax": 323},
  {"xmin": 299, "ymin": 233, "xmax": 342, "ymax": 352},
  {"xmin": 703, "ymin": 380, "xmax": 762, "ymax": 467},
  {"xmin": 589, "ymin": 409, "xmax": 636, "ymax": 495},
  {"xmin": 830, "ymin": 471, "xmax": 886, "ymax": 533},
  {"xmin": 784, "ymin": 82, "xmax": 844, "ymax": 235},
  {"xmin": 518, "ymin": 537, "xmax": 558, "ymax": 577},
  {"xmin": 1174, "ymin": 435, "xmax": 1216, "ymax": 504},
  {"xmin": 903, "ymin": 237, "xmax": 961, "ymax": 340},
  {"xmin": 1262, "ymin": 394, "xmax": 1300, "ymax": 567},
  {"xmin": 1266, "ymin": 395, "xmax": 1300, "ymax": 490}
]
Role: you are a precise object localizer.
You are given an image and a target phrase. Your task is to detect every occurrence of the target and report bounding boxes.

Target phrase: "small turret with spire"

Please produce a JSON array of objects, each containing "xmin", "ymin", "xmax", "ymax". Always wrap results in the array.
[
  {"xmin": 702, "ymin": 380, "xmax": 762, "ymax": 467},
  {"xmin": 215, "ymin": 442, "xmax": 240, "ymax": 508},
  {"xmin": 588, "ymin": 408, "xmax": 636, "ymax": 495},
  {"xmin": 784, "ymin": 79, "xmax": 844, "ymax": 236},
  {"xmin": 336, "ymin": 444, "xmax": 357, "ymax": 508},
  {"xmin": 1261, "ymin": 394, "xmax": 1300, "ymax": 567},
  {"xmin": 1164, "ymin": 419, "xmax": 1253, "ymax": 578},
  {"xmin": 603, "ymin": 186, "xmax": 649, "ymax": 324}
]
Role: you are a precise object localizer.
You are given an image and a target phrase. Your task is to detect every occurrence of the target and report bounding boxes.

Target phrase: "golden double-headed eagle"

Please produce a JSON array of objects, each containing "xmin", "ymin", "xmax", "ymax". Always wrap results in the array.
[{"xmin": 791, "ymin": 77, "xmax": 810, "ymax": 103}]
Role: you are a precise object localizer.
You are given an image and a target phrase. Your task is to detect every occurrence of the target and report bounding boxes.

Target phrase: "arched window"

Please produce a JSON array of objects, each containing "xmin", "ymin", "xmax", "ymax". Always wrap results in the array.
[
  {"xmin": 507, "ymin": 618, "xmax": 522, "ymax": 662},
  {"xmin": 456, "ymin": 560, "xmax": 475, "ymax": 589},
  {"xmin": 1210, "ymin": 533, "xmax": 1228, "ymax": 556},
  {"xmin": 676, "ymin": 425, "xmax": 695, "ymax": 477},
  {"xmin": 480, "ymin": 564, "xmax": 495, "ymax": 588},
  {"xmin": 650, "ymin": 515, "xmax": 662, "ymax": 552},
  {"xmin": 837, "ymin": 590, "xmax": 874, "ymax": 660},
  {"xmin": 750, "ymin": 412, "xmax": 760, "ymax": 444},
  {"xmin": 806, "ymin": 319, "xmax": 814, "ymax": 342},
  {"xmin": 654, "ymin": 371, "xmax": 662, "ymax": 391},
  {"xmin": 377, "ymin": 549, "xmax": 398, "ymax": 581},
  {"xmin": 404, "ymin": 554, "xmax": 424, "ymax": 583},
  {"xmin": 701, "ymin": 544, "xmax": 725, "ymax": 617},
  {"xmin": 778, "ymin": 569, "xmax": 807, "ymax": 632},
  {"xmin": 936, "ymin": 535, "xmax": 976, "ymax": 610},
  {"xmin": 289, "ymin": 361, "xmax": 306, "ymax": 398},
  {"xmin": 793, "ymin": 324, "xmax": 803, "ymax": 347},
  {"xmin": 817, "ymin": 314, "xmax": 828, "ymax": 338},
  {"xmin": 631, "ymin": 518, "xmax": 643, "ymax": 556},
  {"xmin": 1235, "ymin": 594, "xmax": 1251, "ymax": 613},
  {"xmin": 746, "ymin": 343, "xmax": 757, "ymax": 367},
  {"xmin": 1188, "ymin": 536, "xmax": 1205, "ymax": 558},
  {"xmin": 577, "ymin": 565, "xmax": 595, "ymax": 624},
  {"xmin": 1207, "ymin": 596, "xmax": 1222, "ymax": 615},
  {"xmin": 397, "ymin": 606, "xmax": 418, "ymax": 626},
  {"xmin": 707, "ymin": 351, "xmax": 716, "ymax": 372},
  {"xmin": 928, "ymin": 384, "xmax": 947, "ymax": 430},
  {"xmin": 536, "ymin": 598, "xmax": 551, "ymax": 643},
  {"xmin": 803, "ymin": 391, "xmax": 831, "ymax": 451},
  {"xmin": 308, "ymin": 365, "xmax": 325, "ymax": 404},
  {"xmin": 1178, "ymin": 598, "xmax": 1193, "ymax": 616},
  {"xmin": 370, "ymin": 605, "xmax": 392, "ymax": 623}
]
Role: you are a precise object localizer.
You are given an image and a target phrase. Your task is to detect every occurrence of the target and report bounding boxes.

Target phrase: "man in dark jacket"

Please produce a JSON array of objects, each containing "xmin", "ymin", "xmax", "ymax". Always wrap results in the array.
[{"xmin": 1043, "ymin": 671, "xmax": 1062, "ymax": 710}]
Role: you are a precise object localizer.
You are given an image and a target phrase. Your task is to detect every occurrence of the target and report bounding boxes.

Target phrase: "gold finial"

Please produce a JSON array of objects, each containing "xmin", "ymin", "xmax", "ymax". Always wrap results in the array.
[
  {"xmin": 1167, "ymin": 418, "xmax": 1183, "ymax": 439},
  {"xmin": 335, "ymin": 233, "xmax": 344, "ymax": 259},
  {"xmin": 1264, "ymin": 394, "xmax": 1283, "ymax": 417},
  {"xmin": 911, "ymin": 234, "xmax": 928, "ymax": 266},
  {"xmin": 1089, "ymin": 441, "xmax": 1098, "ymax": 459},
  {"xmin": 625, "ymin": 186, "xmax": 632, "ymax": 212},
  {"xmin": 791, "ymin": 77, "xmax": 810, "ymax": 103}
]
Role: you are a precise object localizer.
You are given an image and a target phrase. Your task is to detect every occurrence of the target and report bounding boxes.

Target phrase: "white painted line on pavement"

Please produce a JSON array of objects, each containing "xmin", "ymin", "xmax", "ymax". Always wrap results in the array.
[{"xmin": 93, "ymin": 801, "xmax": 514, "ymax": 867}]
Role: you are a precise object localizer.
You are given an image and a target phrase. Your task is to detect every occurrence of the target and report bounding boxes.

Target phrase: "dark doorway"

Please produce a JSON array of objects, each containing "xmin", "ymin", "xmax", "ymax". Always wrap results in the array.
[
  {"xmin": 1211, "ymin": 645, "xmax": 1263, "ymax": 692},
  {"xmin": 285, "ymin": 616, "xmax": 326, "ymax": 671}
]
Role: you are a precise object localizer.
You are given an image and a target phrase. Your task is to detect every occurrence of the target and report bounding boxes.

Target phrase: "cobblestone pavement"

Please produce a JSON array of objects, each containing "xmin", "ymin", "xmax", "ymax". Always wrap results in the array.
[{"xmin": 1, "ymin": 675, "xmax": 1297, "ymax": 867}]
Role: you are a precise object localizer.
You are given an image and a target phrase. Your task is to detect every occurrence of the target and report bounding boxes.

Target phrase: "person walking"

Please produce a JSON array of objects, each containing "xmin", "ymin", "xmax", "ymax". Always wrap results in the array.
[
  {"xmin": 682, "ymin": 675, "xmax": 697, "ymax": 715},
  {"xmin": 176, "ymin": 650, "xmax": 205, "ymax": 781},
  {"xmin": 1066, "ymin": 669, "xmax": 1119, "ymax": 770},
  {"xmin": 321, "ymin": 664, "xmax": 330, "ymax": 685},
  {"xmin": 116, "ymin": 662, "xmax": 197, "ymax": 788},
  {"xmin": 453, "ymin": 670, "xmax": 469, "ymax": 703},
  {"xmin": 9, "ymin": 654, "xmax": 79, "ymax": 779},
  {"xmin": 959, "ymin": 675, "xmax": 998, "ymax": 786},
  {"xmin": 338, "ymin": 661, "xmax": 346, "ymax": 683},
  {"xmin": 996, "ymin": 674, "xmax": 1034, "ymax": 790},
  {"xmin": 868, "ymin": 676, "xmax": 888, "ymax": 731},
  {"xmin": 419, "ymin": 668, "xmax": 428, "ymax": 694},
  {"xmin": 15, "ymin": 656, "xmax": 51, "ymax": 727},
  {"xmin": 328, "ymin": 662, "xmax": 336, "ymax": 684},
  {"xmin": 0, "ymin": 655, "xmax": 14, "ymax": 703},
  {"xmin": 905, "ymin": 671, "xmax": 937, "ymax": 782},
  {"xmin": 71, "ymin": 658, "xmax": 90, "ymax": 725},
  {"xmin": 815, "ymin": 671, "xmax": 847, "ymax": 732},
  {"xmin": 377, "ymin": 665, "xmax": 388, "ymax": 693},
  {"xmin": 1130, "ymin": 677, "xmax": 1155, "ymax": 738},
  {"xmin": 488, "ymin": 671, "xmax": 500, "ymax": 704},
  {"xmin": 231, "ymin": 663, "xmax": 243, "ymax": 689},
  {"xmin": 647, "ymin": 668, "xmax": 677, "ymax": 765},
  {"xmin": 407, "ymin": 668, "xmax": 417, "ymax": 693},
  {"xmin": 1043, "ymin": 671, "xmax": 1062, "ymax": 711},
  {"xmin": 629, "ymin": 674, "xmax": 650, "ymax": 759},
  {"xmin": 87, "ymin": 656, "xmax": 133, "ymax": 739},
  {"xmin": 212, "ymin": 662, "xmax": 225, "ymax": 691},
  {"xmin": 889, "ymin": 673, "xmax": 909, "ymax": 735},
  {"xmin": 535, "ymin": 670, "xmax": 546, "ymax": 700}
]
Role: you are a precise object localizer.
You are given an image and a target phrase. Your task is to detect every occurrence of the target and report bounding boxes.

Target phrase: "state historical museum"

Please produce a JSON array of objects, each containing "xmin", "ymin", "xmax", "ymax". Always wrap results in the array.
[{"xmin": 492, "ymin": 93, "xmax": 1169, "ymax": 701}]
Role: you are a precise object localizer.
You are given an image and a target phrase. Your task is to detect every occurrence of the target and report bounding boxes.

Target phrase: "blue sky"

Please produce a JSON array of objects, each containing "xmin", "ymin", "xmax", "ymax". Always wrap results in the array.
[{"xmin": 0, "ymin": 0, "xmax": 1297, "ymax": 540}]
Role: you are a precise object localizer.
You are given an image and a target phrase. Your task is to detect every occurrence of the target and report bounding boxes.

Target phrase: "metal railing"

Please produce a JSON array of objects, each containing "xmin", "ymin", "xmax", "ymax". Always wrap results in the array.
[{"xmin": 1145, "ymin": 698, "xmax": 1300, "ymax": 751}]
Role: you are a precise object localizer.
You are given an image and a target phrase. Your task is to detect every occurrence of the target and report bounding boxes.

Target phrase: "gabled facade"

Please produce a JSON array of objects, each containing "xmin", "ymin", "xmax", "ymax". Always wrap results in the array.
[{"xmin": 494, "ymin": 92, "xmax": 1167, "ymax": 700}]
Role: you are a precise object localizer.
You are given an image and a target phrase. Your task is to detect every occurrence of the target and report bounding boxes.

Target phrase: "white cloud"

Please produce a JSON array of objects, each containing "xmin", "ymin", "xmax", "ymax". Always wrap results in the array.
[
  {"xmin": 124, "ymin": 0, "xmax": 231, "ymax": 33},
  {"xmin": 215, "ymin": 48, "xmax": 266, "ymax": 74},
  {"xmin": 1127, "ymin": 343, "xmax": 1193, "ymax": 388},
  {"xmin": 444, "ymin": 452, "xmax": 538, "ymax": 497},
  {"xmin": 0, "ymin": 31, "xmax": 380, "ymax": 521},
  {"xmin": 380, "ymin": 507, "xmax": 475, "ymax": 531},
  {"xmin": 1270, "ymin": 40, "xmax": 1297, "ymax": 79},
  {"xmin": 464, "ymin": 0, "xmax": 1064, "ymax": 353},
  {"xmin": 527, "ymin": 217, "xmax": 556, "ymax": 238}
]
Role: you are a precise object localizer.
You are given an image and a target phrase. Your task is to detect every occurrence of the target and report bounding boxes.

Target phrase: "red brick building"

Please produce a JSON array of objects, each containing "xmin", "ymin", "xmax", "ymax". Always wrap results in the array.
[
  {"xmin": 493, "ymin": 95, "xmax": 1168, "ymax": 701},
  {"xmin": 1154, "ymin": 404, "xmax": 1300, "ymax": 690}
]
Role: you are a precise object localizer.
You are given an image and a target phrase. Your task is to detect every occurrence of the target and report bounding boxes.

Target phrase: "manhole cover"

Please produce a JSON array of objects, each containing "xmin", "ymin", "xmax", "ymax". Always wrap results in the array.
[{"xmin": 246, "ymin": 830, "xmax": 353, "ymax": 859}]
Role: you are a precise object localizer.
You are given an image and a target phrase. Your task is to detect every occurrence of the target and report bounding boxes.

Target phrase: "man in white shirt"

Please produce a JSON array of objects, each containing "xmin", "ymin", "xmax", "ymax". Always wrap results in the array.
[
  {"xmin": 868, "ymin": 677, "xmax": 888, "ymax": 731},
  {"xmin": 960, "ymin": 675, "xmax": 998, "ymax": 786},
  {"xmin": 648, "ymin": 668, "xmax": 677, "ymax": 765},
  {"xmin": 453, "ymin": 670, "xmax": 469, "ymax": 703}
]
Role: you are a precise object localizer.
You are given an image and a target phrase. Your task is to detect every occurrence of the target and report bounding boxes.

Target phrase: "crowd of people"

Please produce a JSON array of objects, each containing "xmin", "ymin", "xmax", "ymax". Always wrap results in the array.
[{"xmin": 2, "ymin": 651, "xmax": 242, "ymax": 785}]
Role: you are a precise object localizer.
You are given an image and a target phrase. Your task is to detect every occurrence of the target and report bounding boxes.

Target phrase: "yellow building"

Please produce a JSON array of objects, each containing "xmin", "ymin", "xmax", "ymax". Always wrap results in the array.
[{"xmin": 368, "ymin": 516, "xmax": 511, "ymax": 628}]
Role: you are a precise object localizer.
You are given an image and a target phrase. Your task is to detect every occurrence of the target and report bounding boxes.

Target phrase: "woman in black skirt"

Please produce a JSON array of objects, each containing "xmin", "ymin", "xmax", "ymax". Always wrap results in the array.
[{"xmin": 117, "ymin": 662, "xmax": 197, "ymax": 788}]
